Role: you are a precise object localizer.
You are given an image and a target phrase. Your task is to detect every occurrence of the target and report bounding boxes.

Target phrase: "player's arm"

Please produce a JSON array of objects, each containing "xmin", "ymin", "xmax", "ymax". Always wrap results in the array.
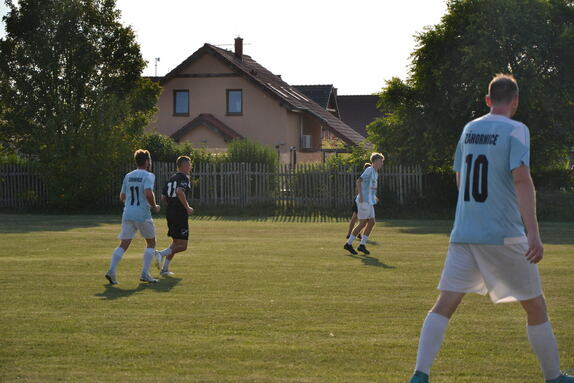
[
  {"xmin": 513, "ymin": 164, "xmax": 543, "ymax": 264},
  {"xmin": 176, "ymin": 188, "xmax": 193, "ymax": 215},
  {"xmin": 144, "ymin": 188, "xmax": 160, "ymax": 213},
  {"xmin": 356, "ymin": 178, "xmax": 364, "ymax": 203},
  {"xmin": 455, "ymin": 172, "xmax": 461, "ymax": 190},
  {"xmin": 120, "ymin": 178, "xmax": 127, "ymax": 203}
]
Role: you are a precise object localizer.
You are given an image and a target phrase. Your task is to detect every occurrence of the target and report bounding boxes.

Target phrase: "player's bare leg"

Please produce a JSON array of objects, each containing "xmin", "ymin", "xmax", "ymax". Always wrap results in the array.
[
  {"xmin": 105, "ymin": 239, "xmax": 132, "ymax": 285},
  {"xmin": 139, "ymin": 237, "xmax": 158, "ymax": 283},
  {"xmin": 344, "ymin": 219, "xmax": 368, "ymax": 254},
  {"xmin": 346, "ymin": 212, "xmax": 358, "ymax": 238},
  {"xmin": 160, "ymin": 239, "xmax": 188, "ymax": 276},
  {"xmin": 520, "ymin": 295, "xmax": 567, "ymax": 382},
  {"xmin": 409, "ymin": 291, "xmax": 465, "ymax": 382},
  {"xmin": 357, "ymin": 218, "xmax": 376, "ymax": 254}
]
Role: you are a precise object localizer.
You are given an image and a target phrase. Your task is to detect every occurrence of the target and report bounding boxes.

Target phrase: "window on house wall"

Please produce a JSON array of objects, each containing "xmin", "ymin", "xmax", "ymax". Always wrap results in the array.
[
  {"xmin": 174, "ymin": 90, "xmax": 189, "ymax": 115},
  {"xmin": 227, "ymin": 89, "xmax": 242, "ymax": 115}
]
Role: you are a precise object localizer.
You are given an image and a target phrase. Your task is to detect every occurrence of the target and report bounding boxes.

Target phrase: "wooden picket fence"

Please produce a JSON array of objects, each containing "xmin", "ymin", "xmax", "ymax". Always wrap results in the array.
[
  {"xmin": 0, "ymin": 163, "xmax": 47, "ymax": 209},
  {"xmin": 0, "ymin": 162, "xmax": 424, "ymax": 209}
]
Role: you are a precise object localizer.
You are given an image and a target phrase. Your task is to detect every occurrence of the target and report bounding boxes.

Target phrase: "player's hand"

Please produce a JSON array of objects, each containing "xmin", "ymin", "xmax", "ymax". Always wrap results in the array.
[
  {"xmin": 525, "ymin": 235, "xmax": 544, "ymax": 264},
  {"xmin": 359, "ymin": 196, "xmax": 364, "ymax": 203},
  {"xmin": 152, "ymin": 204, "xmax": 160, "ymax": 213},
  {"xmin": 186, "ymin": 207, "xmax": 194, "ymax": 215}
]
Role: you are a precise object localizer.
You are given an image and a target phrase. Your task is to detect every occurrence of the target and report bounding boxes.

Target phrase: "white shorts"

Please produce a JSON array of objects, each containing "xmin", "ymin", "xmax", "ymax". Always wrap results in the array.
[
  {"xmin": 356, "ymin": 202, "xmax": 375, "ymax": 220},
  {"xmin": 438, "ymin": 237, "xmax": 542, "ymax": 304},
  {"xmin": 118, "ymin": 219, "xmax": 156, "ymax": 240}
]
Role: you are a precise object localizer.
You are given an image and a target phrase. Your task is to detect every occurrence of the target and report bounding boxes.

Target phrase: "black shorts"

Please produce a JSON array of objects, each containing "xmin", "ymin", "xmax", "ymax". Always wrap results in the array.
[
  {"xmin": 352, "ymin": 200, "xmax": 358, "ymax": 214},
  {"xmin": 166, "ymin": 211, "xmax": 189, "ymax": 240}
]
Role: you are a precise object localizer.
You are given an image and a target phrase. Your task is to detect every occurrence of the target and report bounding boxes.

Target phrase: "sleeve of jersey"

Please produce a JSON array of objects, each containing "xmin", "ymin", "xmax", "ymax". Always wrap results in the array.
[
  {"xmin": 359, "ymin": 167, "xmax": 371, "ymax": 182},
  {"xmin": 453, "ymin": 138, "xmax": 463, "ymax": 172},
  {"xmin": 177, "ymin": 175, "xmax": 190, "ymax": 191},
  {"xmin": 144, "ymin": 173, "xmax": 155, "ymax": 190},
  {"xmin": 509, "ymin": 124, "xmax": 530, "ymax": 170},
  {"xmin": 120, "ymin": 176, "xmax": 126, "ymax": 194}
]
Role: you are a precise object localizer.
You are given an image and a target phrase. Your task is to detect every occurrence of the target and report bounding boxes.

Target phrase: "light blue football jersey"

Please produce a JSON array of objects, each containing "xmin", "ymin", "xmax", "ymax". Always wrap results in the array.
[
  {"xmin": 450, "ymin": 113, "xmax": 530, "ymax": 245},
  {"xmin": 355, "ymin": 166, "xmax": 378, "ymax": 205},
  {"xmin": 120, "ymin": 169, "xmax": 155, "ymax": 222}
]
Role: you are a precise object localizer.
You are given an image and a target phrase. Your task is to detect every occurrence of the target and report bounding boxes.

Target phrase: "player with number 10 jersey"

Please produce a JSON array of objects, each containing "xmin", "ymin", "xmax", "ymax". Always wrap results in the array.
[{"xmin": 450, "ymin": 112, "xmax": 530, "ymax": 244}]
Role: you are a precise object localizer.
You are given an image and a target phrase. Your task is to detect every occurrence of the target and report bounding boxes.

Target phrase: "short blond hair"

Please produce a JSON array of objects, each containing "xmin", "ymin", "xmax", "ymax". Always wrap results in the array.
[
  {"xmin": 176, "ymin": 155, "xmax": 191, "ymax": 169},
  {"xmin": 370, "ymin": 152, "xmax": 385, "ymax": 163},
  {"xmin": 134, "ymin": 149, "xmax": 151, "ymax": 167}
]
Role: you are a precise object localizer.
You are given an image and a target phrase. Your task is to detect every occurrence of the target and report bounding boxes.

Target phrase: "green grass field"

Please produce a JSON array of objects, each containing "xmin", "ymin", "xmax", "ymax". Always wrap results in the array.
[{"xmin": 0, "ymin": 213, "xmax": 572, "ymax": 383}]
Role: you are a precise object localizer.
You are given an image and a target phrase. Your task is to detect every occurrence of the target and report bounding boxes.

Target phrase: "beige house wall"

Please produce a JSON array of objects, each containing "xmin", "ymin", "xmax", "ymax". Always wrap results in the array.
[
  {"xmin": 150, "ymin": 52, "xmax": 324, "ymax": 163},
  {"xmin": 178, "ymin": 124, "xmax": 228, "ymax": 150}
]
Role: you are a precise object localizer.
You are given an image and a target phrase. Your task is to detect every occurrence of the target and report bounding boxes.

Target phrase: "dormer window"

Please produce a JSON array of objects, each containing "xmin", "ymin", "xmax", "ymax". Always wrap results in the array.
[
  {"xmin": 174, "ymin": 90, "xmax": 189, "ymax": 116},
  {"xmin": 227, "ymin": 89, "xmax": 242, "ymax": 115}
]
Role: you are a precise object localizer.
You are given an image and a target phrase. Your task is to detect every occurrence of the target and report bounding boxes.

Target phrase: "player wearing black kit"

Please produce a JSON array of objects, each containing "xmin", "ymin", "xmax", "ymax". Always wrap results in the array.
[{"xmin": 154, "ymin": 156, "xmax": 194, "ymax": 276}]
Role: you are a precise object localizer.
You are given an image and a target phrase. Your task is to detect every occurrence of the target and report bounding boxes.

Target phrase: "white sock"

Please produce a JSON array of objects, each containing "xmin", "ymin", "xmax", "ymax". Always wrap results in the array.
[
  {"xmin": 108, "ymin": 247, "xmax": 125, "ymax": 274},
  {"xmin": 527, "ymin": 321, "xmax": 561, "ymax": 381},
  {"xmin": 360, "ymin": 235, "xmax": 369, "ymax": 245},
  {"xmin": 415, "ymin": 312, "xmax": 449, "ymax": 375},
  {"xmin": 160, "ymin": 247, "xmax": 173, "ymax": 258},
  {"xmin": 142, "ymin": 248, "xmax": 155, "ymax": 275},
  {"xmin": 162, "ymin": 258, "xmax": 171, "ymax": 272},
  {"xmin": 347, "ymin": 235, "xmax": 356, "ymax": 245}
]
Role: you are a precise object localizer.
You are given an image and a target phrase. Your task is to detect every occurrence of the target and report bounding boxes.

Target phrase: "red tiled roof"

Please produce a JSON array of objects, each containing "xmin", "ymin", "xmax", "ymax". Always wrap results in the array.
[
  {"xmin": 171, "ymin": 113, "xmax": 243, "ymax": 142},
  {"xmin": 336, "ymin": 95, "xmax": 385, "ymax": 138},
  {"xmin": 160, "ymin": 44, "xmax": 365, "ymax": 146}
]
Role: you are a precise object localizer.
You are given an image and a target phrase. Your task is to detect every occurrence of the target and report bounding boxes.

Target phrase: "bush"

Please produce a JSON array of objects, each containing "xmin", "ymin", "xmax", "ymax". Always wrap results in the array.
[
  {"xmin": 532, "ymin": 168, "xmax": 574, "ymax": 191},
  {"xmin": 136, "ymin": 133, "xmax": 220, "ymax": 164},
  {"xmin": 537, "ymin": 190, "xmax": 574, "ymax": 221},
  {"xmin": 324, "ymin": 143, "xmax": 371, "ymax": 170},
  {"xmin": 226, "ymin": 139, "xmax": 278, "ymax": 170}
]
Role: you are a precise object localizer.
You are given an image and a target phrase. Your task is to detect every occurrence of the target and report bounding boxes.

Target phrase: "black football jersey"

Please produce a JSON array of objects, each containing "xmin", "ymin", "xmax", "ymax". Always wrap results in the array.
[{"xmin": 162, "ymin": 172, "xmax": 191, "ymax": 213}]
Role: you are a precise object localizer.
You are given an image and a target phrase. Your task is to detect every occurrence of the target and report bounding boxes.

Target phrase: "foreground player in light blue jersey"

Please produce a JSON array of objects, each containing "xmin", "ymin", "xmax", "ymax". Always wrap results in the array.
[
  {"xmin": 105, "ymin": 149, "xmax": 161, "ymax": 285},
  {"xmin": 408, "ymin": 75, "xmax": 572, "ymax": 383}
]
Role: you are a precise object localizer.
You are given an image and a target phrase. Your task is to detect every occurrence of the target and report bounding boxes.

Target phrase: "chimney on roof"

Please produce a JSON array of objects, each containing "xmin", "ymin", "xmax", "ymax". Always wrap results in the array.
[{"xmin": 234, "ymin": 37, "xmax": 243, "ymax": 60}]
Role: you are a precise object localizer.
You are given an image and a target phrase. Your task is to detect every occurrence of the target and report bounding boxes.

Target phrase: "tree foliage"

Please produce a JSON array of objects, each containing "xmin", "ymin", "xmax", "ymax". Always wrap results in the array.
[
  {"xmin": 369, "ymin": 0, "xmax": 574, "ymax": 170},
  {"xmin": 0, "ymin": 0, "xmax": 160, "ymax": 206}
]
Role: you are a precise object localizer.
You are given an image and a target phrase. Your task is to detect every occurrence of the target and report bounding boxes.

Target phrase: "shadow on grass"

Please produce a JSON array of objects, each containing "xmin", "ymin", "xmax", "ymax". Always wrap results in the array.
[
  {"xmin": 0, "ymin": 213, "xmax": 119, "ymax": 234},
  {"xmin": 95, "ymin": 277, "xmax": 182, "ymax": 300},
  {"xmin": 382, "ymin": 219, "xmax": 453, "ymax": 236},
  {"xmin": 191, "ymin": 215, "xmax": 348, "ymax": 223},
  {"xmin": 343, "ymin": 253, "xmax": 396, "ymax": 269},
  {"xmin": 382, "ymin": 220, "xmax": 574, "ymax": 245}
]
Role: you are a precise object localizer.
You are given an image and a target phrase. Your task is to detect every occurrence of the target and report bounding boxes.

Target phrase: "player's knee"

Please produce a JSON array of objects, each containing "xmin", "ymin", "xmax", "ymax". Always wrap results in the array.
[
  {"xmin": 521, "ymin": 295, "xmax": 547, "ymax": 316},
  {"xmin": 432, "ymin": 292, "xmax": 464, "ymax": 318}
]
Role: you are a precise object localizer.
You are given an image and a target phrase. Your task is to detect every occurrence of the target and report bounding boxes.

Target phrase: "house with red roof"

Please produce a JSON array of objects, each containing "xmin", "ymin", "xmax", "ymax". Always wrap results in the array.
[{"xmin": 148, "ymin": 38, "xmax": 365, "ymax": 163}]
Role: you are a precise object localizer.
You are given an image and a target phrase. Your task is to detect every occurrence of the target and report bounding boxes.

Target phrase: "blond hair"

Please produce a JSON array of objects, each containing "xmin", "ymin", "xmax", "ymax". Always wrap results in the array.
[
  {"xmin": 134, "ymin": 149, "xmax": 151, "ymax": 167},
  {"xmin": 370, "ymin": 152, "xmax": 385, "ymax": 163}
]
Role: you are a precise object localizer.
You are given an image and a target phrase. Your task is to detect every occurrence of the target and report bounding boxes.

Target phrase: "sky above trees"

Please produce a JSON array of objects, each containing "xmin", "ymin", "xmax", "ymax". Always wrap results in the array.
[{"xmin": 0, "ymin": 0, "xmax": 448, "ymax": 95}]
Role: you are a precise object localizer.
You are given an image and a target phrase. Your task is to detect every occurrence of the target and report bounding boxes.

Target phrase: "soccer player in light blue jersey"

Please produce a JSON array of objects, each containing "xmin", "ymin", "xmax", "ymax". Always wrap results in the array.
[
  {"xmin": 105, "ymin": 149, "xmax": 161, "ymax": 285},
  {"xmin": 344, "ymin": 152, "xmax": 384, "ymax": 255},
  {"xmin": 408, "ymin": 75, "xmax": 573, "ymax": 383}
]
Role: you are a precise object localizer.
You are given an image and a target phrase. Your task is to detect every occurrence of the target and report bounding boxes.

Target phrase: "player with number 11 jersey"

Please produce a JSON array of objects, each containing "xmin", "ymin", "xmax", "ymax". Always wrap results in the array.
[{"xmin": 155, "ymin": 156, "xmax": 194, "ymax": 276}]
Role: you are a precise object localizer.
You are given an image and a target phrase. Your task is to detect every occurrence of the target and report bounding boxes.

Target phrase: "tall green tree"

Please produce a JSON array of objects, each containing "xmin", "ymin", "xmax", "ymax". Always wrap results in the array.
[
  {"xmin": 369, "ymin": 0, "xmax": 574, "ymax": 170},
  {"xmin": 0, "ymin": 0, "xmax": 160, "ymax": 206}
]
